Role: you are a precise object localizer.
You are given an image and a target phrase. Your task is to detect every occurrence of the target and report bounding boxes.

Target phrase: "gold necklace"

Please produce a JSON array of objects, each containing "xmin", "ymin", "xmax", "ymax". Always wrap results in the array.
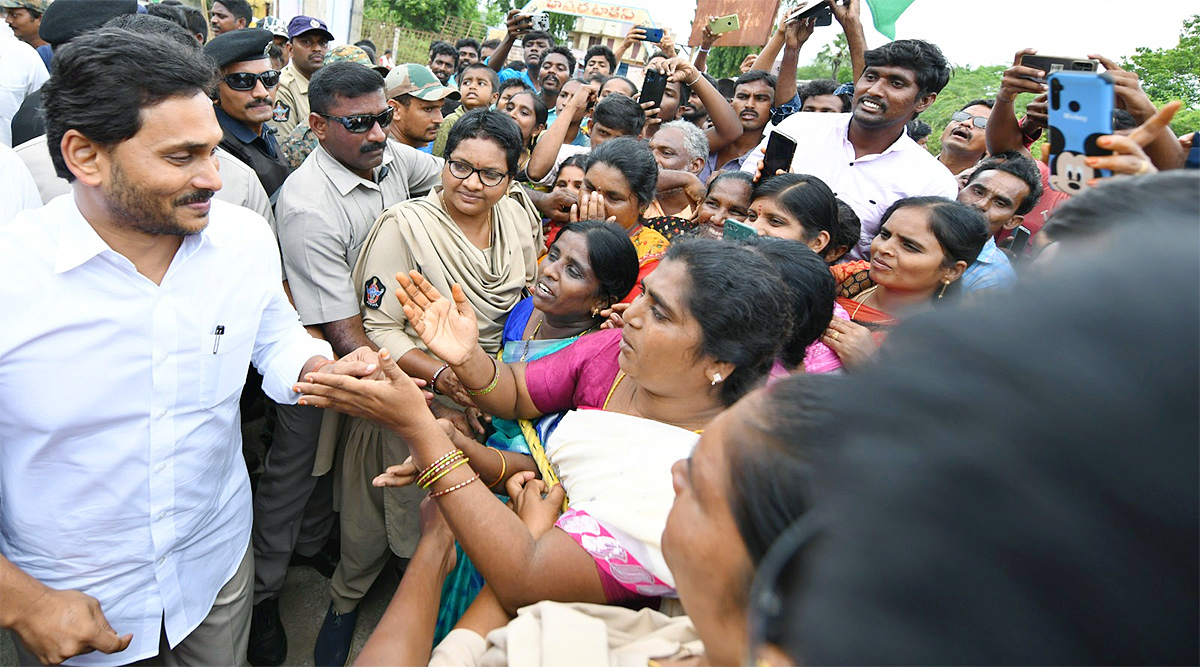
[{"xmin": 851, "ymin": 285, "xmax": 879, "ymax": 320}]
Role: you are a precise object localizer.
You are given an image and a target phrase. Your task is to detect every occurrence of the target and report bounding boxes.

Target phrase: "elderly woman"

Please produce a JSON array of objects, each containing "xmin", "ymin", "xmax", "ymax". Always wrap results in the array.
[
  {"xmin": 823, "ymin": 196, "xmax": 988, "ymax": 368},
  {"xmin": 570, "ymin": 137, "xmax": 669, "ymax": 302},
  {"xmin": 297, "ymin": 239, "xmax": 792, "ymax": 618},
  {"xmin": 694, "ymin": 171, "xmax": 754, "ymax": 239},
  {"xmin": 313, "ymin": 109, "xmax": 542, "ymax": 662}
]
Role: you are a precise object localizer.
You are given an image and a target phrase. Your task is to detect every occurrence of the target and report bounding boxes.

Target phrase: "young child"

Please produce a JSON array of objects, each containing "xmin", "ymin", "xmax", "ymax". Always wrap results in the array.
[{"xmin": 432, "ymin": 63, "xmax": 500, "ymax": 157}]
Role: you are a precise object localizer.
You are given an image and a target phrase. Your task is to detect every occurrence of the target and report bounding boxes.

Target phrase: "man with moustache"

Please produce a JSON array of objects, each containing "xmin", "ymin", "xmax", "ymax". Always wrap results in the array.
[
  {"xmin": 0, "ymin": 28, "xmax": 356, "ymax": 666},
  {"xmin": 937, "ymin": 98, "xmax": 993, "ymax": 176},
  {"xmin": 744, "ymin": 39, "xmax": 958, "ymax": 260},
  {"xmin": 536, "ymin": 44, "xmax": 574, "ymax": 120},
  {"xmin": 700, "ymin": 69, "xmax": 774, "ymax": 182},
  {"xmin": 204, "ymin": 28, "xmax": 290, "ymax": 196},
  {"xmin": 272, "ymin": 15, "xmax": 332, "ymax": 136}
]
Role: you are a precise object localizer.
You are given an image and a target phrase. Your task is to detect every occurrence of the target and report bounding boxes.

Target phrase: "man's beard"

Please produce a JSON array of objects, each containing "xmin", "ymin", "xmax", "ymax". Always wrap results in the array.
[{"xmin": 107, "ymin": 160, "xmax": 214, "ymax": 237}]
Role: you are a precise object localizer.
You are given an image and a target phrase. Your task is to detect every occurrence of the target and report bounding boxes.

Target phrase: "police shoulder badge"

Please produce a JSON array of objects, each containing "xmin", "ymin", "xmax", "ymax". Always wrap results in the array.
[
  {"xmin": 272, "ymin": 100, "xmax": 290, "ymax": 123},
  {"xmin": 364, "ymin": 277, "xmax": 385, "ymax": 309}
]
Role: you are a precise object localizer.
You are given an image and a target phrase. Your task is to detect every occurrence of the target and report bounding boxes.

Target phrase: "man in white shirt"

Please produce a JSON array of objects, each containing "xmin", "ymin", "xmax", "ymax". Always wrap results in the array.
[
  {"xmin": 0, "ymin": 142, "xmax": 40, "ymax": 223},
  {"xmin": 0, "ymin": 20, "xmax": 48, "ymax": 146},
  {"xmin": 0, "ymin": 28, "xmax": 373, "ymax": 666},
  {"xmin": 744, "ymin": 39, "xmax": 958, "ymax": 260}
]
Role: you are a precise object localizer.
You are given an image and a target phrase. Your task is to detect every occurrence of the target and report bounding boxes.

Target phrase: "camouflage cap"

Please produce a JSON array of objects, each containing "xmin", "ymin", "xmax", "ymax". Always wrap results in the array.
[
  {"xmin": 1, "ymin": 0, "xmax": 50, "ymax": 12},
  {"xmin": 254, "ymin": 15, "xmax": 288, "ymax": 39},
  {"xmin": 326, "ymin": 44, "xmax": 390, "ymax": 76},
  {"xmin": 385, "ymin": 63, "xmax": 460, "ymax": 102}
]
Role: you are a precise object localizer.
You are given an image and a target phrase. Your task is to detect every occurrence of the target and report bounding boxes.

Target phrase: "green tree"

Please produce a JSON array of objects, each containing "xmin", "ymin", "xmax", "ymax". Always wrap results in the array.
[
  {"xmin": 1122, "ymin": 14, "xmax": 1200, "ymax": 108},
  {"xmin": 364, "ymin": 0, "xmax": 479, "ymax": 32},
  {"xmin": 706, "ymin": 45, "xmax": 757, "ymax": 79},
  {"xmin": 810, "ymin": 34, "xmax": 852, "ymax": 82}
]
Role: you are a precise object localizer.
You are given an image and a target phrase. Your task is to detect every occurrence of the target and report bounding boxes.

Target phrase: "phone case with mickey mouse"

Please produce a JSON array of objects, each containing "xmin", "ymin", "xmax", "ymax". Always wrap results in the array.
[{"xmin": 1047, "ymin": 71, "xmax": 1114, "ymax": 193}]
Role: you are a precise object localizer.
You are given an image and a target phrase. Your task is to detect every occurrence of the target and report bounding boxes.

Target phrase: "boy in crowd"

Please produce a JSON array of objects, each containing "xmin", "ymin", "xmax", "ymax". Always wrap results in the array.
[{"xmin": 433, "ymin": 62, "xmax": 499, "ymax": 157}]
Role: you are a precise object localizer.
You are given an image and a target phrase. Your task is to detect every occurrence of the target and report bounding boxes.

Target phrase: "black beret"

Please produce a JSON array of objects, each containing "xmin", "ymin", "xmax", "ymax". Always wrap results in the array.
[
  {"xmin": 203, "ymin": 28, "xmax": 273, "ymax": 69},
  {"xmin": 39, "ymin": 0, "xmax": 137, "ymax": 46}
]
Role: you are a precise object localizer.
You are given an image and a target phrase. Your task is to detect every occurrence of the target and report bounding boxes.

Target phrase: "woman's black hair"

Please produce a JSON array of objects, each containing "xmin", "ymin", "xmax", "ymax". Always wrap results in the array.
[
  {"xmin": 41, "ymin": 28, "xmax": 217, "ymax": 182},
  {"xmin": 444, "ymin": 108, "xmax": 525, "ymax": 176},
  {"xmin": 830, "ymin": 198, "xmax": 862, "ymax": 261},
  {"xmin": 556, "ymin": 153, "xmax": 588, "ymax": 176},
  {"xmin": 557, "ymin": 220, "xmax": 639, "ymax": 306},
  {"xmin": 752, "ymin": 173, "xmax": 840, "ymax": 247},
  {"xmin": 707, "ymin": 169, "xmax": 755, "ymax": 194},
  {"xmin": 508, "ymin": 90, "xmax": 548, "ymax": 148},
  {"xmin": 878, "ymin": 196, "xmax": 987, "ymax": 301},
  {"xmin": 760, "ymin": 200, "xmax": 1200, "ymax": 664},
  {"xmin": 309, "ymin": 60, "xmax": 386, "ymax": 115},
  {"xmin": 664, "ymin": 237, "xmax": 793, "ymax": 406},
  {"xmin": 742, "ymin": 237, "xmax": 836, "ymax": 368},
  {"xmin": 585, "ymin": 137, "xmax": 658, "ymax": 208}
]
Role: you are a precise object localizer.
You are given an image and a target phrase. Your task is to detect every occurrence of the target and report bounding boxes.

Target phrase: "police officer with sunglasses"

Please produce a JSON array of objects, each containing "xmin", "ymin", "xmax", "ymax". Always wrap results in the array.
[{"xmin": 204, "ymin": 28, "xmax": 291, "ymax": 197}]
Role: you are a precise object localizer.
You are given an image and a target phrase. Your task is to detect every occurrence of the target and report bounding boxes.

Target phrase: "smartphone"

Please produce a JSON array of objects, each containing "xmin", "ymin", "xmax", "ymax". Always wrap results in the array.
[
  {"xmin": 636, "ymin": 26, "xmax": 664, "ymax": 43},
  {"xmin": 1008, "ymin": 225, "xmax": 1032, "ymax": 255},
  {"xmin": 1047, "ymin": 71, "xmax": 1113, "ymax": 193},
  {"xmin": 639, "ymin": 68, "xmax": 667, "ymax": 108},
  {"xmin": 723, "ymin": 218, "xmax": 758, "ymax": 241},
  {"xmin": 1018, "ymin": 54, "xmax": 1099, "ymax": 83},
  {"xmin": 707, "ymin": 14, "xmax": 739, "ymax": 34},
  {"xmin": 787, "ymin": 1, "xmax": 833, "ymax": 26},
  {"xmin": 760, "ymin": 131, "xmax": 797, "ymax": 182},
  {"xmin": 530, "ymin": 12, "xmax": 550, "ymax": 32}
]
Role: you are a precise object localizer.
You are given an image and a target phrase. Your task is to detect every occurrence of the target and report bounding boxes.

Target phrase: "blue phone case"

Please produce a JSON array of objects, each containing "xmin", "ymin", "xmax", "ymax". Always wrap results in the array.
[
  {"xmin": 638, "ymin": 26, "xmax": 664, "ymax": 43},
  {"xmin": 1047, "ymin": 71, "xmax": 1114, "ymax": 193}
]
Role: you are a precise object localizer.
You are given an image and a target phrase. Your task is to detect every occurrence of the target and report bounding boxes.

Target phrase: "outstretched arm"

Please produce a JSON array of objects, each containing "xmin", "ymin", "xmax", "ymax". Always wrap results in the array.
[
  {"xmin": 612, "ymin": 25, "xmax": 646, "ymax": 65},
  {"xmin": 776, "ymin": 16, "xmax": 816, "ymax": 108},
  {"xmin": 296, "ymin": 355, "xmax": 608, "ymax": 615},
  {"xmin": 487, "ymin": 10, "xmax": 529, "ymax": 72},
  {"xmin": 829, "ymin": 0, "xmax": 866, "ymax": 81},
  {"xmin": 987, "ymin": 48, "xmax": 1046, "ymax": 156},
  {"xmin": 528, "ymin": 83, "xmax": 596, "ymax": 181},
  {"xmin": 659, "ymin": 56, "xmax": 741, "ymax": 152}
]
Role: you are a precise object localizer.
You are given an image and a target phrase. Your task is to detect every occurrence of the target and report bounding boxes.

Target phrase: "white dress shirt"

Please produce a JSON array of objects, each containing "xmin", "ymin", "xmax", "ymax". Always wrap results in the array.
[
  {"xmin": 0, "ymin": 142, "xmax": 40, "ymax": 223},
  {"xmin": 0, "ymin": 195, "xmax": 332, "ymax": 665},
  {"xmin": 0, "ymin": 31, "xmax": 48, "ymax": 147},
  {"xmin": 742, "ymin": 112, "xmax": 958, "ymax": 260}
]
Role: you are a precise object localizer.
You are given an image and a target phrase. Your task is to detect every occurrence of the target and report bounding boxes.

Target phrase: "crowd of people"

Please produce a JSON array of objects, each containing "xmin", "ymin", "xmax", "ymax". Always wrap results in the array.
[{"xmin": 0, "ymin": 0, "xmax": 1197, "ymax": 665}]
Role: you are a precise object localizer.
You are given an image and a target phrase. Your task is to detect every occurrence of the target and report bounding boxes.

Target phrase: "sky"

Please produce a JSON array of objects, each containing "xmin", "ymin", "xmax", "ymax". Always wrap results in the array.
[{"xmin": 623, "ymin": 0, "xmax": 1195, "ymax": 69}]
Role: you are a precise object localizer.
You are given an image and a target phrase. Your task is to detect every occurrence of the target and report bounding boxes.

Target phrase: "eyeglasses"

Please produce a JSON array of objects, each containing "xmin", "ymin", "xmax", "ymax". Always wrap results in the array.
[
  {"xmin": 446, "ymin": 159, "xmax": 510, "ymax": 187},
  {"xmin": 951, "ymin": 110, "xmax": 988, "ymax": 129},
  {"xmin": 222, "ymin": 70, "xmax": 281, "ymax": 91},
  {"xmin": 316, "ymin": 108, "xmax": 394, "ymax": 133}
]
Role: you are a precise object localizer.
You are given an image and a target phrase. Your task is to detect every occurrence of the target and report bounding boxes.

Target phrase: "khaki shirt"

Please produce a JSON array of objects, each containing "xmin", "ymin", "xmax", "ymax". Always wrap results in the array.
[
  {"xmin": 271, "ymin": 60, "xmax": 310, "ymax": 138},
  {"xmin": 274, "ymin": 140, "xmax": 441, "ymax": 326}
]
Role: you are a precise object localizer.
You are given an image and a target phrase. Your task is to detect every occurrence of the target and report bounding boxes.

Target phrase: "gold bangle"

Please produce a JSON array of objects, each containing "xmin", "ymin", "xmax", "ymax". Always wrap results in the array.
[
  {"xmin": 417, "ymin": 450, "xmax": 461, "ymax": 482},
  {"xmin": 464, "ymin": 356, "xmax": 500, "ymax": 397},
  {"xmin": 429, "ymin": 473, "xmax": 481, "ymax": 498},
  {"xmin": 416, "ymin": 450, "xmax": 465, "ymax": 487},
  {"xmin": 486, "ymin": 446, "xmax": 507, "ymax": 488},
  {"xmin": 421, "ymin": 457, "xmax": 471, "ymax": 489}
]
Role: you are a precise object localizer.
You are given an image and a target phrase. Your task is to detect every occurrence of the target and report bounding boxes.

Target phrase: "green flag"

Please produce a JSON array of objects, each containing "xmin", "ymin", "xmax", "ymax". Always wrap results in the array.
[{"xmin": 863, "ymin": 0, "xmax": 916, "ymax": 40}]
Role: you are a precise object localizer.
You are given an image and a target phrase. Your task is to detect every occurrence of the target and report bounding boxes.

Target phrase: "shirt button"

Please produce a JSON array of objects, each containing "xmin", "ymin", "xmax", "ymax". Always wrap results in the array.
[
  {"xmin": 156, "ymin": 462, "xmax": 167, "ymax": 472},
  {"xmin": 158, "ymin": 556, "xmax": 166, "ymax": 565},
  {"xmin": 157, "ymin": 511, "xmax": 166, "ymax": 521},
  {"xmin": 158, "ymin": 408, "xmax": 168, "ymax": 419}
]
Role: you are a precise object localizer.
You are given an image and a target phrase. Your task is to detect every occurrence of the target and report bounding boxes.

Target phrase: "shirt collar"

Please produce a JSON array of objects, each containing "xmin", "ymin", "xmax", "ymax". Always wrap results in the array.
[
  {"xmin": 975, "ymin": 236, "xmax": 1001, "ymax": 264},
  {"xmin": 286, "ymin": 61, "xmax": 310, "ymax": 93},
  {"xmin": 214, "ymin": 106, "xmax": 263, "ymax": 145},
  {"xmin": 54, "ymin": 194, "xmax": 219, "ymax": 275},
  {"xmin": 842, "ymin": 115, "xmax": 919, "ymax": 159},
  {"xmin": 313, "ymin": 143, "xmax": 394, "ymax": 196}
]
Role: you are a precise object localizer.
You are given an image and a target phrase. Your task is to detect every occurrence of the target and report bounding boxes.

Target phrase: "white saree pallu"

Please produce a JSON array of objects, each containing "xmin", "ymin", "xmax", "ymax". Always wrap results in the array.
[{"xmin": 545, "ymin": 409, "xmax": 699, "ymax": 597}]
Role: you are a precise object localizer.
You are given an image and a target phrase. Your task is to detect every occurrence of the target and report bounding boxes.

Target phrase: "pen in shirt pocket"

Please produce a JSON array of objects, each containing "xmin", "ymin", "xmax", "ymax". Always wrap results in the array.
[{"xmin": 212, "ymin": 325, "xmax": 225, "ymax": 354}]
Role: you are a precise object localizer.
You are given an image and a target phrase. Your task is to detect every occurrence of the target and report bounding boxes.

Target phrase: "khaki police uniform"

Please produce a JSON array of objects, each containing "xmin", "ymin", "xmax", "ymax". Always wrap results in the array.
[{"xmin": 271, "ymin": 60, "xmax": 310, "ymax": 138}]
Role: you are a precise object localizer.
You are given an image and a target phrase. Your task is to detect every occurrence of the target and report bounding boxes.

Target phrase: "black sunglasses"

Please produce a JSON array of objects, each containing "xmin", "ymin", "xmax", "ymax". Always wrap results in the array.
[
  {"xmin": 316, "ymin": 108, "xmax": 394, "ymax": 133},
  {"xmin": 222, "ymin": 70, "xmax": 281, "ymax": 91},
  {"xmin": 951, "ymin": 110, "xmax": 988, "ymax": 129}
]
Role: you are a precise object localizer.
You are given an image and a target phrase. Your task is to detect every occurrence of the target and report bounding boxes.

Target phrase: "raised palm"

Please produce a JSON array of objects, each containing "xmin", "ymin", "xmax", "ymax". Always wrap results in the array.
[{"xmin": 395, "ymin": 270, "xmax": 479, "ymax": 366}]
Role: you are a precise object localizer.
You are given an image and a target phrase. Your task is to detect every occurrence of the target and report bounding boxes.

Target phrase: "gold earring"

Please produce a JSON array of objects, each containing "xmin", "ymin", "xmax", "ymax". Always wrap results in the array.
[
  {"xmin": 591, "ymin": 305, "xmax": 601, "ymax": 317},
  {"xmin": 937, "ymin": 280, "xmax": 950, "ymax": 299}
]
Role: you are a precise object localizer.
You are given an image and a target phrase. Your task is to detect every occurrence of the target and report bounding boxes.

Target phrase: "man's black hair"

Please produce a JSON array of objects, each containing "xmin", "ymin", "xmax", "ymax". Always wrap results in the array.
[
  {"xmin": 798, "ymin": 78, "xmax": 851, "ymax": 111},
  {"xmin": 211, "ymin": 0, "xmax": 252, "ymax": 24},
  {"xmin": 429, "ymin": 40, "xmax": 458, "ymax": 65},
  {"xmin": 583, "ymin": 44, "xmax": 616, "ymax": 72},
  {"xmin": 591, "ymin": 93, "xmax": 645, "ymax": 136},
  {"xmin": 735, "ymin": 69, "xmax": 777, "ymax": 91},
  {"xmin": 967, "ymin": 153, "xmax": 1044, "ymax": 216},
  {"xmin": 863, "ymin": 39, "xmax": 951, "ymax": 96},
  {"xmin": 309, "ymin": 60, "xmax": 385, "ymax": 116},
  {"xmin": 41, "ymin": 28, "xmax": 217, "ymax": 181},
  {"xmin": 539, "ymin": 45, "xmax": 576, "ymax": 78}
]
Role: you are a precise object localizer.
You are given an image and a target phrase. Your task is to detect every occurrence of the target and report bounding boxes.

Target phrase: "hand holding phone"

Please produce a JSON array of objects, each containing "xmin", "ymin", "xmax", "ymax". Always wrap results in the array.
[
  {"xmin": 707, "ymin": 14, "xmax": 739, "ymax": 34},
  {"xmin": 723, "ymin": 219, "xmax": 758, "ymax": 241},
  {"xmin": 635, "ymin": 26, "xmax": 664, "ymax": 43},
  {"xmin": 786, "ymin": 1, "xmax": 833, "ymax": 26},
  {"xmin": 1019, "ymin": 54, "xmax": 1099, "ymax": 84},
  {"xmin": 530, "ymin": 12, "xmax": 550, "ymax": 32},
  {"xmin": 760, "ymin": 132, "xmax": 797, "ymax": 182}
]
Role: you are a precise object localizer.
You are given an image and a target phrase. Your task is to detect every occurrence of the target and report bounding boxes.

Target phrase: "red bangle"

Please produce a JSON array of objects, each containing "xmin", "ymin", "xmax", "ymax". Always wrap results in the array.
[{"xmin": 429, "ymin": 473, "xmax": 481, "ymax": 498}]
